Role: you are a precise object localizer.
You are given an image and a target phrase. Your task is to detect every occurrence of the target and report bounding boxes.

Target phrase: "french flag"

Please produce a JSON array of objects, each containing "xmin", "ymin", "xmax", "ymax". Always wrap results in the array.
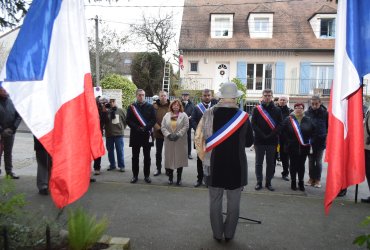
[
  {"xmin": 325, "ymin": 0, "xmax": 370, "ymax": 214},
  {"xmin": 0, "ymin": 0, "xmax": 105, "ymax": 208}
]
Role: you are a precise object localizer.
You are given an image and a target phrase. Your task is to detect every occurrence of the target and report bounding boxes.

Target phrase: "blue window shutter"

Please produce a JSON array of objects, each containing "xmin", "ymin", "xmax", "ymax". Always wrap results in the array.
[
  {"xmin": 275, "ymin": 61, "xmax": 285, "ymax": 94},
  {"xmin": 300, "ymin": 62, "xmax": 311, "ymax": 94},
  {"xmin": 237, "ymin": 61, "xmax": 247, "ymax": 84}
]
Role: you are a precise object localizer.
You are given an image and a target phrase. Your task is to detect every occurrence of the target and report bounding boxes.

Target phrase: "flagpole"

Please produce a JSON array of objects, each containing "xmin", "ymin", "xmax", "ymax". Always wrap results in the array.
[{"xmin": 355, "ymin": 84, "xmax": 365, "ymax": 204}]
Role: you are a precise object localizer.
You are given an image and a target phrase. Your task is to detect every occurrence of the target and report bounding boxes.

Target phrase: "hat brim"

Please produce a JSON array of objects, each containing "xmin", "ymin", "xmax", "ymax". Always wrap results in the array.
[{"xmin": 216, "ymin": 90, "xmax": 243, "ymax": 99}]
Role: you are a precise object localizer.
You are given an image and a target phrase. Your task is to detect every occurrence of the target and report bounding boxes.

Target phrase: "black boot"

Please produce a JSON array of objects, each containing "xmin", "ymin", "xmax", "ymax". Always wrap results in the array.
[
  {"xmin": 298, "ymin": 181, "xmax": 305, "ymax": 191},
  {"xmin": 291, "ymin": 180, "xmax": 297, "ymax": 191},
  {"xmin": 168, "ymin": 170, "xmax": 173, "ymax": 185},
  {"xmin": 176, "ymin": 168, "xmax": 182, "ymax": 186}
]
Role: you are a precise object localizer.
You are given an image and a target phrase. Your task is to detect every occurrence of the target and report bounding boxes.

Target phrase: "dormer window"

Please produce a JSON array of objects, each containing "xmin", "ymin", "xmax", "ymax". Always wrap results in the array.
[
  {"xmin": 320, "ymin": 18, "xmax": 335, "ymax": 38},
  {"xmin": 309, "ymin": 13, "xmax": 336, "ymax": 39},
  {"xmin": 211, "ymin": 14, "xmax": 233, "ymax": 38},
  {"xmin": 248, "ymin": 13, "xmax": 273, "ymax": 39}
]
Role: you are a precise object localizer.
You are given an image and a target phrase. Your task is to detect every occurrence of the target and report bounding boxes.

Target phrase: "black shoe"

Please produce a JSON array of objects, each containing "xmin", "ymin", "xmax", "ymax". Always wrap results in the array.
[
  {"xmin": 282, "ymin": 175, "xmax": 290, "ymax": 181},
  {"xmin": 291, "ymin": 181, "xmax": 297, "ymax": 191},
  {"xmin": 361, "ymin": 197, "xmax": 370, "ymax": 203},
  {"xmin": 188, "ymin": 155, "xmax": 193, "ymax": 159},
  {"xmin": 225, "ymin": 237, "xmax": 232, "ymax": 242},
  {"xmin": 255, "ymin": 182, "xmax": 262, "ymax": 190},
  {"xmin": 38, "ymin": 188, "xmax": 49, "ymax": 195},
  {"xmin": 90, "ymin": 178, "xmax": 96, "ymax": 183},
  {"xmin": 154, "ymin": 170, "xmax": 161, "ymax": 176},
  {"xmin": 7, "ymin": 172, "xmax": 19, "ymax": 179},
  {"xmin": 144, "ymin": 177, "xmax": 152, "ymax": 183},
  {"xmin": 176, "ymin": 180, "xmax": 182, "ymax": 186},
  {"xmin": 194, "ymin": 181, "xmax": 202, "ymax": 187},
  {"xmin": 337, "ymin": 189, "xmax": 347, "ymax": 197},
  {"xmin": 213, "ymin": 236, "xmax": 222, "ymax": 243},
  {"xmin": 265, "ymin": 184, "xmax": 275, "ymax": 191},
  {"xmin": 130, "ymin": 177, "xmax": 138, "ymax": 183},
  {"xmin": 107, "ymin": 167, "xmax": 116, "ymax": 171},
  {"xmin": 298, "ymin": 181, "xmax": 305, "ymax": 191}
]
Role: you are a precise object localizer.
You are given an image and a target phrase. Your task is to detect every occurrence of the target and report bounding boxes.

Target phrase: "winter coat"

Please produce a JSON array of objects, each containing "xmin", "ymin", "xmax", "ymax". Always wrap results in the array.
[
  {"xmin": 153, "ymin": 99, "xmax": 170, "ymax": 139},
  {"xmin": 277, "ymin": 105, "xmax": 293, "ymax": 145},
  {"xmin": 251, "ymin": 101, "xmax": 283, "ymax": 145},
  {"xmin": 282, "ymin": 114, "xmax": 315, "ymax": 155},
  {"xmin": 161, "ymin": 112, "xmax": 189, "ymax": 169},
  {"xmin": 190, "ymin": 99, "xmax": 218, "ymax": 130},
  {"xmin": 202, "ymin": 103, "xmax": 254, "ymax": 189},
  {"xmin": 304, "ymin": 105, "xmax": 328, "ymax": 151},
  {"xmin": 126, "ymin": 101, "xmax": 156, "ymax": 147},
  {"xmin": 182, "ymin": 99, "xmax": 195, "ymax": 118},
  {"xmin": 104, "ymin": 107, "xmax": 126, "ymax": 137},
  {"xmin": 0, "ymin": 97, "xmax": 21, "ymax": 134}
]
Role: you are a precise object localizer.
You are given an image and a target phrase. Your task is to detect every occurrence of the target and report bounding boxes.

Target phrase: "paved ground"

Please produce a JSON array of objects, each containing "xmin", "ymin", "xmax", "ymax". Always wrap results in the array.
[{"xmin": 2, "ymin": 130, "xmax": 370, "ymax": 249}]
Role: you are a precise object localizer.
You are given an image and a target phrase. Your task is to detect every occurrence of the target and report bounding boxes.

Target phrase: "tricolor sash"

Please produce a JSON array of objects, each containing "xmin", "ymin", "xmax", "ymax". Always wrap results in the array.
[
  {"xmin": 289, "ymin": 117, "xmax": 310, "ymax": 146},
  {"xmin": 256, "ymin": 105, "xmax": 276, "ymax": 130},
  {"xmin": 130, "ymin": 104, "xmax": 147, "ymax": 127},
  {"xmin": 197, "ymin": 103, "xmax": 208, "ymax": 114},
  {"xmin": 205, "ymin": 110, "xmax": 249, "ymax": 152}
]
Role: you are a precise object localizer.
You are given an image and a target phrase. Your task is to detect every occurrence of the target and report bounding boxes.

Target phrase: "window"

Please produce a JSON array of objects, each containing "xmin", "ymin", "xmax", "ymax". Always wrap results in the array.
[
  {"xmin": 320, "ymin": 18, "xmax": 335, "ymax": 38},
  {"xmin": 211, "ymin": 14, "xmax": 233, "ymax": 38},
  {"xmin": 254, "ymin": 18, "xmax": 269, "ymax": 32},
  {"xmin": 190, "ymin": 62, "xmax": 198, "ymax": 72},
  {"xmin": 246, "ymin": 63, "xmax": 272, "ymax": 90},
  {"xmin": 248, "ymin": 13, "xmax": 273, "ymax": 39},
  {"xmin": 310, "ymin": 64, "xmax": 334, "ymax": 90}
]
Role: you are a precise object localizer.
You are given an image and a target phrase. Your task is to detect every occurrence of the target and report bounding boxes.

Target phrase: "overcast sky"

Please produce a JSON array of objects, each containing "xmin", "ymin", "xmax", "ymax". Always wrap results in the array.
[{"xmin": 84, "ymin": 0, "xmax": 184, "ymax": 59}]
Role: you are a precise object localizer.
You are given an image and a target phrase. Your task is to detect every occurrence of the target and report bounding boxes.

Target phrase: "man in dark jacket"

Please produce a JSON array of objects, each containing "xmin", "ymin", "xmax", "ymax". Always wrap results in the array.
[
  {"xmin": 252, "ymin": 89, "xmax": 283, "ymax": 191},
  {"xmin": 190, "ymin": 89, "xmax": 218, "ymax": 187},
  {"xmin": 304, "ymin": 96, "xmax": 328, "ymax": 188},
  {"xmin": 181, "ymin": 92, "xmax": 195, "ymax": 159},
  {"xmin": 277, "ymin": 96, "xmax": 293, "ymax": 181},
  {"xmin": 126, "ymin": 89, "xmax": 156, "ymax": 184},
  {"xmin": 0, "ymin": 87, "xmax": 21, "ymax": 179},
  {"xmin": 153, "ymin": 90, "xmax": 170, "ymax": 176}
]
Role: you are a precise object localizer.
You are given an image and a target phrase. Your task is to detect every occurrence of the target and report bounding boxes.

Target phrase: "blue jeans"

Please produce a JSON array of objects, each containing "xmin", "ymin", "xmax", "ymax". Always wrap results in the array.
[
  {"xmin": 106, "ymin": 136, "xmax": 125, "ymax": 169},
  {"xmin": 308, "ymin": 149, "xmax": 324, "ymax": 180}
]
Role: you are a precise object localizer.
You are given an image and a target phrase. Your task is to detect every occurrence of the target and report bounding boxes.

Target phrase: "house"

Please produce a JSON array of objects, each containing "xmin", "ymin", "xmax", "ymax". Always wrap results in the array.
[{"xmin": 178, "ymin": 0, "xmax": 338, "ymax": 104}]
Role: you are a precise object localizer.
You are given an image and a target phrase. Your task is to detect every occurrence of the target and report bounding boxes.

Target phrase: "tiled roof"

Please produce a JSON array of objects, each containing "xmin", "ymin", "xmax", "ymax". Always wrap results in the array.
[{"xmin": 179, "ymin": 0, "xmax": 337, "ymax": 51}]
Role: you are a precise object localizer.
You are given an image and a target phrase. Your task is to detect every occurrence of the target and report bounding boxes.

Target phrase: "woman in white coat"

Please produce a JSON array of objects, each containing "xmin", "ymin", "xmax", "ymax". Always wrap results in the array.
[{"xmin": 161, "ymin": 99, "xmax": 189, "ymax": 185}]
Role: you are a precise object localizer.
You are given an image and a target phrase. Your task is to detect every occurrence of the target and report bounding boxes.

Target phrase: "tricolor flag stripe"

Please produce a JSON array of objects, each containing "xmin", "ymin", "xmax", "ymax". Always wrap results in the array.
[
  {"xmin": 324, "ymin": 0, "xmax": 369, "ymax": 214},
  {"xmin": 256, "ymin": 105, "xmax": 276, "ymax": 129},
  {"xmin": 0, "ymin": 0, "xmax": 105, "ymax": 208},
  {"xmin": 130, "ymin": 105, "xmax": 147, "ymax": 127},
  {"xmin": 197, "ymin": 103, "xmax": 207, "ymax": 114},
  {"xmin": 206, "ymin": 110, "xmax": 248, "ymax": 152}
]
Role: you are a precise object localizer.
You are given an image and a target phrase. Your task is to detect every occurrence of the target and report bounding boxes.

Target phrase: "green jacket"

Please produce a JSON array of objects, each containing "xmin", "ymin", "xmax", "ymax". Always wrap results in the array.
[{"xmin": 104, "ymin": 107, "xmax": 126, "ymax": 137}]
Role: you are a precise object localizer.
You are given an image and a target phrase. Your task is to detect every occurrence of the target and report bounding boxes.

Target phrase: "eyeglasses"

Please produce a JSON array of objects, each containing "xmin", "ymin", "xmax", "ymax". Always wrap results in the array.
[{"xmin": 263, "ymin": 95, "xmax": 272, "ymax": 97}]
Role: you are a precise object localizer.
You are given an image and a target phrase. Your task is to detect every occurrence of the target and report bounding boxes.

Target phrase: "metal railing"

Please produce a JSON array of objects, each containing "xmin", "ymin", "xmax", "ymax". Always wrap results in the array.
[{"xmin": 180, "ymin": 77, "xmax": 333, "ymax": 97}]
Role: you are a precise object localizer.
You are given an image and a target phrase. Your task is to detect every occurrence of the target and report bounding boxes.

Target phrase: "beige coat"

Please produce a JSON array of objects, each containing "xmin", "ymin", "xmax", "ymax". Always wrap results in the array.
[{"xmin": 161, "ymin": 112, "xmax": 189, "ymax": 169}]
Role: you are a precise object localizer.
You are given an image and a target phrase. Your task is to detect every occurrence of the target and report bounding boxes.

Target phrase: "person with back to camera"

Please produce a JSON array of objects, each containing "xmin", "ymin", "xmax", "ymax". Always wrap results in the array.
[
  {"xmin": 362, "ymin": 109, "xmax": 370, "ymax": 203},
  {"xmin": 282, "ymin": 103, "xmax": 315, "ymax": 191},
  {"xmin": 195, "ymin": 82, "xmax": 254, "ymax": 242},
  {"xmin": 161, "ymin": 99, "xmax": 189, "ymax": 185}
]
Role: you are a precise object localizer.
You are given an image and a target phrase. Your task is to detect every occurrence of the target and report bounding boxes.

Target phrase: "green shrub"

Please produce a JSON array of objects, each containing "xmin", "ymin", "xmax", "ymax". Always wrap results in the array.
[
  {"xmin": 101, "ymin": 73, "xmax": 137, "ymax": 109},
  {"xmin": 353, "ymin": 216, "xmax": 370, "ymax": 249},
  {"xmin": 68, "ymin": 207, "xmax": 108, "ymax": 250},
  {"xmin": 0, "ymin": 177, "xmax": 26, "ymax": 222}
]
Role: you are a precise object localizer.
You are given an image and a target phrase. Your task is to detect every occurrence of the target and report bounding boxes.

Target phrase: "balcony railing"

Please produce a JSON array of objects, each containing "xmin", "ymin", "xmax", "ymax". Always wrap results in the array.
[{"xmin": 180, "ymin": 77, "xmax": 333, "ymax": 97}]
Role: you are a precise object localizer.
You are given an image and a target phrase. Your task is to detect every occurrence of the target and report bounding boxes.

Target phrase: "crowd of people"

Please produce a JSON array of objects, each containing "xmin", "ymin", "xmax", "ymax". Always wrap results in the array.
[{"xmin": 1, "ymin": 83, "xmax": 370, "ymax": 242}]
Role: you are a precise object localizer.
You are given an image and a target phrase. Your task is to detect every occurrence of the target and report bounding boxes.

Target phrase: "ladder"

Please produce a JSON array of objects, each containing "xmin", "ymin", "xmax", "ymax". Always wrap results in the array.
[{"xmin": 162, "ymin": 61, "xmax": 171, "ymax": 93}]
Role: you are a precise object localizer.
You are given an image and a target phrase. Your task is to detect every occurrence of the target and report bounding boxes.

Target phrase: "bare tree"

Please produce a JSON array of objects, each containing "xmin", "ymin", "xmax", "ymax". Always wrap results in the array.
[
  {"xmin": 0, "ymin": 0, "xmax": 28, "ymax": 29},
  {"xmin": 130, "ymin": 12, "xmax": 177, "ymax": 58}
]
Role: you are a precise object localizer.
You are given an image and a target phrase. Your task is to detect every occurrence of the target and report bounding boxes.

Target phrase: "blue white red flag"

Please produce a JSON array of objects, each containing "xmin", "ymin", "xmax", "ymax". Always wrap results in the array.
[
  {"xmin": 0, "ymin": 0, "xmax": 105, "ymax": 208},
  {"xmin": 256, "ymin": 105, "xmax": 276, "ymax": 130},
  {"xmin": 289, "ymin": 117, "xmax": 310, "ymax": 146},
  {"xmin": 325, "ymin": 0, "xmax": 370, "ymax": 214},
  {"xmin": 130, "ymin": 104, "xmax": 147, "ymax": 127},
  {"xmin": 197, "ymin": 103, "xmax": 208, "ymax": 114}
]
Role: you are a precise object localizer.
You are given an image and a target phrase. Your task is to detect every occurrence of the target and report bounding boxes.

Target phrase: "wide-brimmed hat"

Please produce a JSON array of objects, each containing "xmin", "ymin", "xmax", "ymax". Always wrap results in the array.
[{"xmin": 216, "ymin": 82, "xmax": 243, "ymax": 99}]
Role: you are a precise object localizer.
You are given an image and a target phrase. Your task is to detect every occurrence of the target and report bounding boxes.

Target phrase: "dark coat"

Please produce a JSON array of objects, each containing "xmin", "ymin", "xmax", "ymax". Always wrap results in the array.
[
  {"xmin": 126, "ymin": 102, "xmax": 156, "ymax": 147},
  {"xmin": 277, "ymin": 105, "xmax": 293, "ymax": 144},
  {"xmin": 282, "ymin": 115, "xmax": 315, "ymax": 155},
  {"xmin": 251, "ymin": 101, "xmax": 283, "ymax": 145},
  {"xmin": 304, "ymin": 105, "xmax": 328, "ymax": 151},
  {"xmin": 190, "ymin": 99, "xmax": 218, "ymax": 130},
  {"xmin": 182, "ymin": 99, "xmax": 195, "ymax": 118},
  {"xmin": 0, "ymin": 97, "xmax": 21, "ymax": 134},
  {"xmin": 208, "ymin": 107, "xmax": 254, "ymax": 189}
]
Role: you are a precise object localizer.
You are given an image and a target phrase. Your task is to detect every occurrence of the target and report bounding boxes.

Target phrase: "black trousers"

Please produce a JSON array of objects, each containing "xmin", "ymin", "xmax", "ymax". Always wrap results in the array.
[
  {"xmin": 197, "ymin": 156, "xmax": 203, "ymax": 182},
  {"xmin": 289, "ymin": 153, "xmax": 307, "ymax": 182},
  {"xmin": 0, "ymin": 134, "xmax": 15, "ymax": 174},
  {"xmin": 280, "ymin": 147, "xmax": 290, "ymax": 176},
  {"xmin": 155, "ymin": 138, "xmax": 164, "ymax": 171},
  {"xmin": 132, "ymin": 145, "xmax": 151, "ymax": 178},
  {"xmin": 93, "ymin": 157, "xmax": 101, "ymax": 171},
  {"xmin": 167, "ymin": 167, "xmax": 183, "ymax": 179},
  {"xmin": 187, "ymin": 128, "xmax": 192, "ymax": 155},
  {"xmin": 365, "ymin": 150, "xmax": 370, "ymax": 191}
]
